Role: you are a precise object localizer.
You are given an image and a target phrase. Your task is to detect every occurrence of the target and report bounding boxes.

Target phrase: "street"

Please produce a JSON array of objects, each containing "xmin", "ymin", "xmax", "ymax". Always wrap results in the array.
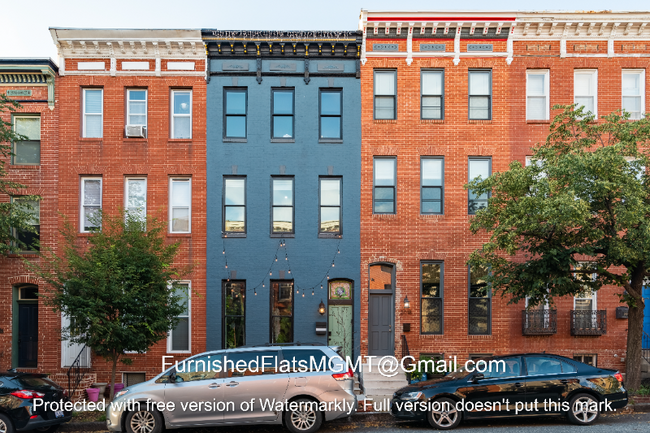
[{"xmin": 62, "ymin": 411, "xmax": 650, "ymax": 433}]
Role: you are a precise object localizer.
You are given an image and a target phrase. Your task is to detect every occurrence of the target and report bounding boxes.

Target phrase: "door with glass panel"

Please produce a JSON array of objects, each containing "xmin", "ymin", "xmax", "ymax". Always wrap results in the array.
[{"xmin": 223, "ymin": 281, "xmax": 245, "ymax": 349}]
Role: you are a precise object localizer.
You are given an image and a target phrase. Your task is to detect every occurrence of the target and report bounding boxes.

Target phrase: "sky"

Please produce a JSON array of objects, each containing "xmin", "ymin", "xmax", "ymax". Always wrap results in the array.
[{"xmin": 1, "ymin": 0, "xmax": 649, "ymax": 63}]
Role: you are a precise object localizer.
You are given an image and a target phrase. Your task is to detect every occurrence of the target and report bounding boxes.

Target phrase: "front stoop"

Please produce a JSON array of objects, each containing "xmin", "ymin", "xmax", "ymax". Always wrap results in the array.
[{"xmin": 359, "ymin": 358, "xmax": 408, "ymax": 412}]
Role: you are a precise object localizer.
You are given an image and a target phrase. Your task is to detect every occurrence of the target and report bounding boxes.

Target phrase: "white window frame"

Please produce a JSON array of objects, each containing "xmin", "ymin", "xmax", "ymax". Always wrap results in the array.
[
  {"xmin": 574, "ymin": 70, "xmax": 598, "ymax": 117},
  {"xmin": 82, "ymin": 88, "xmax": 103, "ymax": 138},
  {"xmin": 526, "ymin": 70, "xmax": 550, "ymax": 121},
  {"xmin": 80, "ymin": 177, "xmax": 102, "ymax": 233},
  {"xmin": 124, "ymin": 177, "xmax": 147, "ymax": 222},
  {"xmin": 169, "ymin": 177, "xmax": 192, "ymax": 233},
  {"xmin": 127, "ymin": 89, "xmax": 148, "ymax": 127},
  {"xmin": 621, "ymin": 69, "xmax": 645, "ymax": 120},
  {"xmin": 167, "ymin": 281, "xmax": 191, "ymax": 354},
  {"xmin": 171, "ymin": 90, "xmax": 192, "ymax": 139}
]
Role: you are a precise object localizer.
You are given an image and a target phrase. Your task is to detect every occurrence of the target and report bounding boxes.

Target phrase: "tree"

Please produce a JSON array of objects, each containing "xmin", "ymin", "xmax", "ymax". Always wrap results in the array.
[
  {"xmin": 29, "ymin": 210, "xmax": 192, "ymax": 399},
  {"xmin": 466, "ymin": 105, "xmax": 650, "ymax": 390},
  {"xmin": 0, "ymin": 94, "xmax": 39, "ymax": 254}
]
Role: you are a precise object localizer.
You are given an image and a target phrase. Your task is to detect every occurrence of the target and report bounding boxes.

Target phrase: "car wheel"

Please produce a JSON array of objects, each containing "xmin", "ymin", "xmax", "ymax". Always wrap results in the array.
[
  {"xmin": 0, "ymin": 414, "xmax": 15, "ymax": 433},
  {"xmin": 427, "ymin": 397, "xmax": 462, "ymax": 430},
  {"xmin": 34, "ymin": 426, "xmax": 60, "ymax": 433},
  {"xmin": 125, "ymin": 409, "xmax": 164, "ymax": 433},
  {"xmin": 567, "ymin": 393, "xmax": 600, "ymax": 425},
  {"xmin": 284, "ymin": 398, "xmax": 323, "ymax": 433}
]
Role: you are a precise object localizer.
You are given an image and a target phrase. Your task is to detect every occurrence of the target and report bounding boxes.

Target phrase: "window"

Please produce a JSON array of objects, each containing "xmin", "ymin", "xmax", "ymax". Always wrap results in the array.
[
  {"xmin": 223, "ymin": 177, "xmax": 246, "ymax": 234},
  {"xmin": 421, "ymin": 262, "xmax": 443, "ymax": 334},
  {"xmin": 468, "ymin": 70, "xmax": 491, "ymax": 120},
  {"xmin": 12, "ymin": 116, "xmax": 40, "ymax": 165},
  {"xmin": 573, "ymin": 354, "xmax": 597, "ymax": 367},
  {"xmin": 171, "ymin": 90, "xmax": 192, "ymax": 139},
  {"xmin": 80, "ymin": 177, "xmax": 102, "ymax": 232},
  {"xmin": 225, "ymin": 351, "xmax": 279, "ymax": 377},
  {"xmin": 526, "ymin": 70, "xmax": 549, "ymax": 120},
  {"xmin": 483, "ymin": 357, "xmax": 521, "ymax": 379},
  {"xmin": 12, "ymin": 198, "xmax": 39, "ymax": 251},
  {"xmin": 223, "ymin": 281, "xmax": 245, "ymax": 349},
  {"xmin": 320, "ymin": 89, "xmax": 342, "ymax": 139},
  {"xmin": 468, "ymin": 157, "xmax": 491, "ymax": 214},
  {"xmin": 168, "ymin": 282, "xmax": 190, "ymax": 352},
  {"xmin": 622, "ymin": 70, "xmax": 645, "ymax": 120},
  {"xmin": 271, "ymin": 177, "xmax": 294, "ymax": 234},
  {"xmin": 224, "ymin": 88, "xmax": 247, "ymax": 138},
  {"xmin": 272, "ymin": 89, "xmax": 294, "ymax": 139},
  {"xmin": 374, "ymin": 70, "xmax": 396, "ymax": 119},
  {"xmin": 169, "ymin": 178, "xmax": 191, "ymax": 233},
  {"xmin": 127, "ymin": 89, "xmax": 147, "ymax": 127},
  {"xmin": 373, "ymin": 157, "xmax": 396, "ymax": 214},
  {"xmin": 83, "ymin": 88, "xmax": 103, "ymax": 138},
  {"xmin": 421, "ymin": 157, "xmax": 443, "ymax": 214},
  {"xmin": 271, "ymin": 280, "xmax": 294, "ymax": 343},
  {"xmin": 282, "ymin": 349, "xmax": 330, "ymax": 372},
  {"xmin": 125, "ymin": 178, "xmax": 147, "ymax": 223},
  {"xmin": 421, "ymin": 70, "xmax": 444, "ymax": 119},
  {"xmin": 525, "ymin": 356, "xmax": 563, "ymax": 376},
  {"xmin": 469, "ymin": 264, "xmax": 490, "ymax": 335},
  {"xmin": 319, "ymin": 177, "xmax": 341, "ymax": 235},
  {"xmin": 574, "ymin": 70, "xmax": 597, "ymax": 116}
]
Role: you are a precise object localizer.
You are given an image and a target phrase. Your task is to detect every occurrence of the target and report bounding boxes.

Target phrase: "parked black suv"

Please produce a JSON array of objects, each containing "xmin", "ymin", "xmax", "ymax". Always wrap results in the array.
[{"xmin": 0, "ymin": 371, "xmax": 72, "ymax": 433}]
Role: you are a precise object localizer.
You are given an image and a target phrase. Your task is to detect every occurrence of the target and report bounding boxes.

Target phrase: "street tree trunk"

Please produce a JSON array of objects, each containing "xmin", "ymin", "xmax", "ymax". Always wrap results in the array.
[
  {"xmin": 109, "ymin": 353, "xmax": 118, "ymax": 401},
  {"xmin": 625, "ymin": 267, "xmax": 646, "ymax": 391}
]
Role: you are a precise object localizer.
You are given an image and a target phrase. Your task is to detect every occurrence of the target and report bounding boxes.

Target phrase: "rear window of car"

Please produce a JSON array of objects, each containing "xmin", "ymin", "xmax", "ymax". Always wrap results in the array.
[
  {"xmin": 16, "ymin": 376, "xmax": 58, "ymax": 389},
  {"xmin": 282, "ymin": 349, "xmax": 330, "ymax": 372}
]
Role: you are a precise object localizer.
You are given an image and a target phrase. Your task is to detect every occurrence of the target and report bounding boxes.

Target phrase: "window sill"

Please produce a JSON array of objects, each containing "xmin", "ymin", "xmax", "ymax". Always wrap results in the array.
[
  {"xmin": 167, "ymin": 351, "xmax": 191, "ymax": 354},
  {"xmin": 78, "ymin": 232, "xmax": 94, "ymax": 237},
  {"xmin": 318, "ymin": 139, "xmax": 343, "ymax": 144},
  {"xmin": 271, "ymin": 233, "xmax": 294, "ymax": 238},
  {"xmin": 468, "ymin": 334, "xmax": 492, "ymax": 339},
  {"xmin": 122, "ymin": 138, "xmax": 148, "ymax": 143},
  {"xmin": 373, "ymin": 119, "xmax": 397, "ymax": 124},
  {"xmin": 468, "ymin": 119, "xmax": 492, "ymax": 124},
  {"xmin": 168, "ymin": 139, "xmax": 193, "ymax": 144},
  {"xmin": 420, "ymin": 119, "xmax": 444, "ymax": 124},
  {"xmin": 420, "ymin": 214, "xmax": 444, "ymax": 219},
  {"xmin": 318, "ymin": 233, "xmax": 342, "ymax": 239},
  {"xmin": 223, "ymin": 138, "xmax": 248, "ymax": 143},
  {"xmin": 223, "ymin": 233, "xmax": 246, "ymax": 238},
  {"xmin": 167, "ymin": 233, "xmax": 192, "ymax": 237},
  {"xmin": 372, "ymin": 213, "xmax": 397, "ymax": 219},
  {"xmin": 271, "ymin": 138, "xmax": 295, "ymax": 143},
  {"xmin": 526, "ymin": 120, "xmax": 551, "ymax": 124},
  {"xmin": 10, "ymin": 165, "xmax": 40, "ymax": 170},
  {"xmin": 79, "ymin": 138, "xmax": 103, "ymax": 144},
  {"xmin": 420, "ymin": 333, "xmax": 445, "ymax": 337}
]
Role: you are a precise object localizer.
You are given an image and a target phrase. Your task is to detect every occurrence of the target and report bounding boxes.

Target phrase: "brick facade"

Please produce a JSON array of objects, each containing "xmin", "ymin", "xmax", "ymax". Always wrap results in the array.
[{"xmin": 358, "ymin": 10, "xmax": 650, "ymax": 371}]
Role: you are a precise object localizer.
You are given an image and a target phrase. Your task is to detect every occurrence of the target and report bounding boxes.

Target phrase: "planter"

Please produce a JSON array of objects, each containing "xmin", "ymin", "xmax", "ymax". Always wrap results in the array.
[
  {"xmin": 91, "ymin": 382, "xmax": 107, "ymax": 395},
  {"xmin": 111, "ymin": 383, "xmax": 125, "ymax": 395},
  {"xmin": 86, "ymin": 388, "xmax": 100, "ymax": 402}
]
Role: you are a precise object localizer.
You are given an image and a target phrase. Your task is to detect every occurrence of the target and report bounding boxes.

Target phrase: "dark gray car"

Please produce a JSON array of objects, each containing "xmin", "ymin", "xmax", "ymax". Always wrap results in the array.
[{"xmin": 106, "ymin": 345, "xmax": 356, "ymax": 433}]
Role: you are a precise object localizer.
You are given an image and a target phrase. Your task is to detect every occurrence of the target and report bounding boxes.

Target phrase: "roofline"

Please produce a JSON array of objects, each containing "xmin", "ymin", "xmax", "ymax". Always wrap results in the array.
[{"xmin": 0, "ymin": 58, "xmax": 58, "ymax": 73}]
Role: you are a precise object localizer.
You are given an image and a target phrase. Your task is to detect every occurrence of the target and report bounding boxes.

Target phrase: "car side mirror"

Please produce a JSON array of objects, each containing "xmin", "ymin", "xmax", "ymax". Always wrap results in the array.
[{"xmin": 471, "ymin": 373, "xmax": 484, "ymax": 383}]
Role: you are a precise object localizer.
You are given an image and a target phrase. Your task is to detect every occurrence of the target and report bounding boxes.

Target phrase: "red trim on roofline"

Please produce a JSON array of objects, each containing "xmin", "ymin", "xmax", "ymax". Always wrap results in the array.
[{"xmin": 367, "ymin": 17, "xmax": 516, "ymax": 22}]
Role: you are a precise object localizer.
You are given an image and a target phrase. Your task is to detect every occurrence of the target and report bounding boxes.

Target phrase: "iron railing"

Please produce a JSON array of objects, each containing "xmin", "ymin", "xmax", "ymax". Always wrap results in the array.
[
  {"xmin": 642, "ymin": 331, "xmax": 650, "ymax": 365},
  {"xmin": 522, "ymin": 309, "xmax": 557, "ymax": 335},
  {"xmin": 67, "ymin": 345, "xmax": 87, "ymax": 399},
  {"xmin": 401, "ymin": 334, "xmax": 412, "ymax": 382},
  {"xmin": 570, "ymin": 310, "xmax": 607, "ymax": 336}
]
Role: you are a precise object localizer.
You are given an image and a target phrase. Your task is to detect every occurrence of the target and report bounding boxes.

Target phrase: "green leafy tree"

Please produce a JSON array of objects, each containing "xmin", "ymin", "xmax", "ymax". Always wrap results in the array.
[
  {"xmin": 0, "ymin": 94, "xmax": 39, "ymax": 254},
  {"xmin": 466, "ymin": 105, "xmax": 650, "ymax": 390},
  {"xmin": 29, "ymin": 210, "xmax": 192, "ymax": 399}
]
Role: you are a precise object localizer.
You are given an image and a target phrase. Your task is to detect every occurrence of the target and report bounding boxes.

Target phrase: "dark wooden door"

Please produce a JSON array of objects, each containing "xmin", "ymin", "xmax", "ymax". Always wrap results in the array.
[
  {"xmin": 18, "ymin": 303, "xmax": 38, "ymax": 368},
  {"xmin": 368, "ymin": 294, "xmax": 393, "ymax": 356}
]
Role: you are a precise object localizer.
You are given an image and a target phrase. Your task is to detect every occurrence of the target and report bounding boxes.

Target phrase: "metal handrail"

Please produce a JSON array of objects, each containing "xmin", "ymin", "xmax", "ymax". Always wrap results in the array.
[
  {"xmin": 401, "ymin": 335, "xmax": 412, "ymax": 382},
  {"xmin": 67, "ymin": 345, "xmax": 87, "ymax": 400},
  {"xmin": 570, "ymin": 310, "xmax": 607, "ymax": 336},
  {"xmin": 522, "ymin": 309, "xmax": 558, "ymax": 335}
]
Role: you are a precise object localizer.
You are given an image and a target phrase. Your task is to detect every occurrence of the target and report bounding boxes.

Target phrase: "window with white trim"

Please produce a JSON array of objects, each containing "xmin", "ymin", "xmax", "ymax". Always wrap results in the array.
[
  {"xmin": 622, "ymin": 70, "xmax": 645, "ymax": 120},
  {"xmin": 469, "ymin": 70, "xmax": 491, "ymax": 120},
  {"xmin": 171, "ymin": 90, "xmax": 192, "ymax": 139},
  {"xmin": 169, "ymin": 178, "xmax": 191, "ymax": 233},
  {"xmin": 83, "ymin": 88, "xmax": 103, "ymax": 138},
  {"xmin": 125, "ymin": 177, "xmax": 147, "ymax": 223},
  {"xmin": 526, "ymin": 70, "xmax": 549, "ymax": 120},
  {"xmin": 127, "ymin": 89, "xmax": 147, "ymax": 128},
  {"xmin": 574, "ymin": 70, "xmax": 597, "ymax": 117},
  {"xmin": 374, "ymin": 70, "xmax": 396, "ymax": 120},
  {"xmin": 168, "ymin": 282, "xmax": 191, "ymax": 352},
  {"xmin": 421, "ymin": 157, "xmax": 443, "ymax": 214},
  {"xmin": 80, "ymin": 177, "xmax": 102, "ymax": 232},
  {"xmin": 12, "ymin": 116, "xmax": 40, "ymax": 165},
  {"xmin": 421, "ymin": 70, "xmax": 444, "ymax": 120}
]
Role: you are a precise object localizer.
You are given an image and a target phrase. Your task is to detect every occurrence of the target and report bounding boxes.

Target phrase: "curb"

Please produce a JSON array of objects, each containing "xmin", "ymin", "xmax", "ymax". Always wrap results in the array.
[{"xmin": 61, "ymin": 421, "xmax": 106, "ymax": 431}]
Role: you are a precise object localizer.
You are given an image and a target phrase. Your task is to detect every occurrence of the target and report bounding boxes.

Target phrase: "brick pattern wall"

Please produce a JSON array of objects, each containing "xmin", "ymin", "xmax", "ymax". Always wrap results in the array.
[{"xmin": 359, "ymin": 48, "xmax": 648, "ymax": 371}]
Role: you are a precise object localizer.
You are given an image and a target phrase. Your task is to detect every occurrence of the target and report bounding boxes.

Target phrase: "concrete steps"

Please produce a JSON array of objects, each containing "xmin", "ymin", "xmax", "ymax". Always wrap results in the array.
[{"xmin": 359, "ymin": 360, "xmax": 408, "ymax": 411}]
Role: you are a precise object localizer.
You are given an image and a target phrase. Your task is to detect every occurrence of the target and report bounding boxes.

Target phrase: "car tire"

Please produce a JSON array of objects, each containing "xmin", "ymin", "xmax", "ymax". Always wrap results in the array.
[
  {"xmin": 284, "ymin": 398, "xmax": 323, "ymax": 433},
  {"xmin": 34, "ymin": 425, "xmax": 60, "ymax": 433},
  {"xmin": 0, "ymin": 414, "xmax": 15, "ymax": 433},
  {"xmin": 567, "ymin": 393, "xmax": 600, "ymax": 425},
  {"xmin": 125, "ymin": 409, "xmax": 164, "ymax": 433},
  {"xmin": 427, "ymin": 397, "xmax": 462, "ymax": 430}
]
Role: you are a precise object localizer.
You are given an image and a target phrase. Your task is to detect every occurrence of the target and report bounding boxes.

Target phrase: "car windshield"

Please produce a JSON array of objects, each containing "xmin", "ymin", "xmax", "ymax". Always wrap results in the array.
[{"xmin": 16, "ymin": 376, "xmax": 58, "ymax": 389}]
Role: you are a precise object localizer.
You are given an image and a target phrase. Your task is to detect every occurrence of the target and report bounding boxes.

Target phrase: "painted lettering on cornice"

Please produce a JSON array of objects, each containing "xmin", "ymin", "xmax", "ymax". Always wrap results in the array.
[{"xmin": 205, "ymin": 30, "xmax": 358, "ymax": 40}]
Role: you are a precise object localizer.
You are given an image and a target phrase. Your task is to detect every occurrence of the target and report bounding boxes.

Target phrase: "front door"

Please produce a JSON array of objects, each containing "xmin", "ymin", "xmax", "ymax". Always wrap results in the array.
[
  {"xmin": 18, "ymin": 303, "xmax": 38, "ymax": 368},
  {"xmin": 329, "ymin": 305, "xmax": 352, "ymax": 358},
  {"xmin": 368, "ymin": 294, "xmax": 393, "ymax": 356}
]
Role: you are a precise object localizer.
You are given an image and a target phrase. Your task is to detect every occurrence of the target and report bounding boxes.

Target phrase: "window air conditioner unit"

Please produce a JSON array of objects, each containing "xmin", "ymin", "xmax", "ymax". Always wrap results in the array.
[{"xmin": 125, "ymin": 125, "xmax": 147, "ymax": 138}]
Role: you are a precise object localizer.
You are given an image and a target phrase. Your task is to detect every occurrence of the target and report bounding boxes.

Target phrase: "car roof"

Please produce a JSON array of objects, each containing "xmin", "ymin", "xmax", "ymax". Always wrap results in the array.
[{"xmin": 0, "ymin": 371, "xmax": 46, "ymax": 378}]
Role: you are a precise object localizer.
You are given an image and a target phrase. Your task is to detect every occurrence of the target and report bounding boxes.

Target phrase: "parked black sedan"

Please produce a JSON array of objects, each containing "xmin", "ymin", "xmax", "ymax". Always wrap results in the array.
[
  {"xmin": 391, "ymin": 353, "xmax": 627, "ymax": 429},
  {"xmin": 0, "ymin": 371, "xmax": 71, "ymax": 433}
]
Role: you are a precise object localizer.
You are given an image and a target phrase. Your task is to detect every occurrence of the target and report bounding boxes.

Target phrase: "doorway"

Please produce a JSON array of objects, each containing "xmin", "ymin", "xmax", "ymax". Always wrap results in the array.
[
  {"xmin": 368, "ymin": 264, "xmax": 394, "ymax": 356},
  {"xmin": 327, "ymin": 279, "xmax": 353, "ymax": 359},
  {"xmin": 15, "ymin": 285, "xmax": 38, "ymax": 368}
]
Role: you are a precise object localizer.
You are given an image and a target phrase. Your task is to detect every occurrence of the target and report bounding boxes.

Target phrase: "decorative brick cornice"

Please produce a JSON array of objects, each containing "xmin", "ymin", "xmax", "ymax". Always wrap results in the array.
[{"xmin": 8, "ymin": 275, "xmax": 41, "ymax": 286}]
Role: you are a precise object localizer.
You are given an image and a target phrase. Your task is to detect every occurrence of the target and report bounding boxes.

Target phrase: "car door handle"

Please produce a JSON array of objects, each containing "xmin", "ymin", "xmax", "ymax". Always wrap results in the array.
[
  {"xmin": 226, "ymin": 381, "xmax": 239, "ymax": 387},
  {"xmin": 561, "ymin": 379, "xmax": 569, "ymax": 384},
  {"xmin": 208, "ymin": 383, "xmax": 220, "ymax": 389},
  {"xmin": 514, "ymin": 382, "xmax": 524, "ymax": 388}
]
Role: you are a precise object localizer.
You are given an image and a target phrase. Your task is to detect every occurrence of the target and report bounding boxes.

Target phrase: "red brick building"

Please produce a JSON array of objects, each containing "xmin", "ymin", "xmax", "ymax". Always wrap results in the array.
[
  {"xmin": 0, "ymin": 58, "xmax": 59, "ymax": 374},
  {"xmin": 35, "ymin": 29, "xmax": 206, "ymax": 390},
  {"xmin": 357, "ymin": 10, "xmax": 649, "ymax": 389}
]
